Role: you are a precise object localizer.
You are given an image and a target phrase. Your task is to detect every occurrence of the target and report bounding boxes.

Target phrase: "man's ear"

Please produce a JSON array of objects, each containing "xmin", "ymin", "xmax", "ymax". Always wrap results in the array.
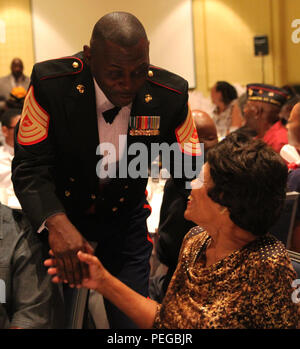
[
  {"xmin": 251, "ymin": 104, "xmax": 261, "ymax": 120},
  {"xmin": 2, "ymin": 126, "xmax": 8, "ymax": 138},
  {"xmin": 83, "ymin": 45, "xmax": 91, "ymax": 65}
]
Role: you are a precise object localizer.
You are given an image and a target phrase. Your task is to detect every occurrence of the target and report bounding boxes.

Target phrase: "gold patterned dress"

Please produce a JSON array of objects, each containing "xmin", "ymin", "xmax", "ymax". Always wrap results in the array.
[{"xmin": 153, "ymin": 226, "xmax": 300, "ymax": 329}]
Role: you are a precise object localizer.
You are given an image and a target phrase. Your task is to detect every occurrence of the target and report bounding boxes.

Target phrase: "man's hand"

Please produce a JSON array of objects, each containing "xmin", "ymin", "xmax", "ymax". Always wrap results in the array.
[
  {"xmin": 46, "ymin": 213, "xmax": 94, "ymax": 286},
  {"xmin": 45, "ymin": 251, "xmax": 108, "ymax": 293}
]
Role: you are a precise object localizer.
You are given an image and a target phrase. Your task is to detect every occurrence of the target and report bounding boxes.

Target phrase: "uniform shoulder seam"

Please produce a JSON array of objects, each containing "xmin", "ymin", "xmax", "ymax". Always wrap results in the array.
[
  {"xmin": 147, "ymin": 65, "xmax": 187, "ymax": 95},
  {"xmin": 35, "ymin": 56, "xmax": 83, "ymax": 81}
]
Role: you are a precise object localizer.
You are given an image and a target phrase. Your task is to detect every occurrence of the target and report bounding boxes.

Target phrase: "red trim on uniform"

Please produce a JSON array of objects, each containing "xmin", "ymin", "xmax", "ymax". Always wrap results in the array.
[
  {"xmin": 147, "ymin": 233, "xmax": 154, "ymax": 245},
  {"xmin": 249, "ymin": 85, "xmax": 288, "ymax": 97},
  {"xmin": 40, "ymin": 56, "xmax": 84, "ymax": 80},
  {"xmin": 149, "ymin": 65, "xmax": 163, "ymax": 70},
  {"xmin": 144, "ymin": 193, "xmax": 153, "ymax": 244},
  {"xmin": 18, "ymin": 132, "xmax": 48, "ymax": 146},
  {"xmin": 174, "ymin": 111, "xmax": 201, "ymax": 156},
  {"xmin": 147, "ymin": 79, "xmax": 182, "ymax": 95},
  {"xmin": 143, "ymin": 204, "xmax": 152, "ymax": 213},
  {"xmin": 176, "ymin": 116, "xmax": 193, "ymax": 139},
  {"xmin": 144, "ymin": 203, "xmax": 153, "ymax": 244}
]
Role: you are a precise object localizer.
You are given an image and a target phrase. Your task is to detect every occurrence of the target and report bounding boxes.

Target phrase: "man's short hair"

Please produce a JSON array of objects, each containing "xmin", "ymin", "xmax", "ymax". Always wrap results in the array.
[
  {"xmin": 90, "ymin": 12, "xmax": 148, "ymax": 49},
  {"xmin": 215, "ymin": 81, "xmax": 238, "ymax": 106},
  {"xmin": 1, "ymin": 108, "xmax": 22, "ymax": 128}
]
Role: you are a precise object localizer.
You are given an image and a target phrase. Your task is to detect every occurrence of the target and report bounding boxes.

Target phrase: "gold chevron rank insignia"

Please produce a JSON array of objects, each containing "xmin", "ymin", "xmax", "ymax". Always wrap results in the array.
[
  {"xmin": 17, "ymin": 86, "xmax": 50, "ymax": 145},
  {"xmin": 175, "ymin": 108, "xmax": 201, "ymax": 156}
]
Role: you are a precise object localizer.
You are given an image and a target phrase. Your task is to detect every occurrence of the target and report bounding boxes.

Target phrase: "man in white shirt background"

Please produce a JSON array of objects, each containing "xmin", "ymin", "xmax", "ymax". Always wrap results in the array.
[{"xmin": 0, "ymin": 108, "xmax": 21, "ymax": 209}]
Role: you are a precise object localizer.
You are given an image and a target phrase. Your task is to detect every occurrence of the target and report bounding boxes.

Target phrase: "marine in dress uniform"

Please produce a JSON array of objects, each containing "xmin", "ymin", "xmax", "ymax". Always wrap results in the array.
[{"xmin": 11, "ymin": 51, "xmax": 201, "ymax": 328}]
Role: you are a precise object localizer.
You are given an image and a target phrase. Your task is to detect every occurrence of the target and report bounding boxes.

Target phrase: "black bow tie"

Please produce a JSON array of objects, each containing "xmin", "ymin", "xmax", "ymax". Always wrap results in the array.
[{"xmin": 102, "ymin": 106, "xmax": 121, "ymax": 124}]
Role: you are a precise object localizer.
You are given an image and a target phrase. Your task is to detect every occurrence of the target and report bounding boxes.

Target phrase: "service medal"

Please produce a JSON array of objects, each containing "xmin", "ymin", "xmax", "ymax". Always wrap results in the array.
[{"xmin": 129, "ymin": 116, "xmax": 160, "ymax": 136}]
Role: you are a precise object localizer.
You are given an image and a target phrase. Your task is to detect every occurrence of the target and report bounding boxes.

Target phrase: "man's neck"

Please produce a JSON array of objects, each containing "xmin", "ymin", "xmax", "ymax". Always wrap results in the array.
[{"xmin": 257, "ymin": 121, "xmax": 274, "ymax": 138}]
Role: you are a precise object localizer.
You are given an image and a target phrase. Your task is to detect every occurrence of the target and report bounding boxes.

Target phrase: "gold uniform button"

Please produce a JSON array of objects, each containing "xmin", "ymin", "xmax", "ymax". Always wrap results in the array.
[
  {"xmin": 76, "ymin": 84, "xmax": 85, "ymax": 94},
  {"xmin": 148, "ymin": 70, "xmax": 154, "ymax": 77},
  {"xmin": 119, "ymin": 197, "xmax": 125, "ymax": 203},
  {"xmin": 91, "ymin": 194, "xmax": 96, "ymax": 200},
  {"xmin": 65, "ymin": 190, "xmax": 71, "ymax": 197},
  {"xmin": 72, "ymin": 61, "xmax": 79, "ymax": 69},
  {"xmin": 112, "ymin": 207, "xmax": 118, "ymax": 212},
  {"xmin": 145, "ymin": 94, "xmax": 152, "ymax": 103}
]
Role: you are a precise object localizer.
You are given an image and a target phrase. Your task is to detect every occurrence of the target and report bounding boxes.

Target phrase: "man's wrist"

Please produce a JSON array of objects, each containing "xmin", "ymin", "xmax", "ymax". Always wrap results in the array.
[
  {"xmin": 45, "ymin": 212, "xmax": 68, "ymax": 230},
  {"xmin": 38, "ymin": 212, "xmax": 65, "ymax": 233}
]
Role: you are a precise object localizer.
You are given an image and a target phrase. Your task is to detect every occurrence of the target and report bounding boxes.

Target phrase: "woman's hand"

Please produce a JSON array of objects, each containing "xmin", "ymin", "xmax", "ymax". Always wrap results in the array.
[
  {"xmin": 44, "ymin": 250, "xmax": 108, "ymax": 292},
  {"xmin": 77, "ymin": 251, "xmax": 108, "ymax": 291}
]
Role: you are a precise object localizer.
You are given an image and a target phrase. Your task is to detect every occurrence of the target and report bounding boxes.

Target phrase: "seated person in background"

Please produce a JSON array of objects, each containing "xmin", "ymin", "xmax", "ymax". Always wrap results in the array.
[
  {"xmin": 211, "ymin": 81, "xmax": 241, "ymax": 138},
  {"xmin": 5, "ymin": 86, "xmax": 27, "ymax": 110},
  {"xmin": 279, "ymin": 95, "xmax": 300, "ymax": 127},
  {"xmin": 231, "ymin": 93, "xmax": 257, "ymax": 138},
  {"xmin": 230, "ymin": 93, "xmax": 246, "ymax": 123},
  {"xmin": 0, "ymin": 202, "xmax": 64, "ymax": 328},
  {"xmin": 0, "ymin": 109, "xmax": 21, "ymax": 208},
  {"xmin": 192, "ymin": 110, "xmax": 218, "ymax": 150},
  {"xmin": 152, "ymin": 110, "xmax": 218, "ymax": 300},
  {"xmin": 282, "ymin": 84, "xmax": 298, "ymax": 99},
  {"xmin": 282, "ymin": 102, "xmax": 300, "ymax": 252},
  {"xmin": 243, "ymin": 83, "xmax": 289, "ymax": 153},
  {"xmin": 0, "ymin": 58, "xmax": 30, "ymax": 113},
  {"xmin": 45, "ymin": 133, "xmax": 299, "ymax": 328}
]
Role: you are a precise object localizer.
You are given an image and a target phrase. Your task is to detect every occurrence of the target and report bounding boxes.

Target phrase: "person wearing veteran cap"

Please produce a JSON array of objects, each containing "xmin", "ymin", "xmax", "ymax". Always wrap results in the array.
[
  {"xmin": 11, "ymin": 12, "xmax": 201, "ymax": 328},
  {"xmin": 243, "ymin": 83, "xmax": 289, "ymax": 153}
]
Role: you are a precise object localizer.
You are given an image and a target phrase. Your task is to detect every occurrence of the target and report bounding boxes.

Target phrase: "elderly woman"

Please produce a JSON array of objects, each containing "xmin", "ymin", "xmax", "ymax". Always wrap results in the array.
[{"xmin": 46, "ymin": 133, "xmax": 299, "ymax": 328}]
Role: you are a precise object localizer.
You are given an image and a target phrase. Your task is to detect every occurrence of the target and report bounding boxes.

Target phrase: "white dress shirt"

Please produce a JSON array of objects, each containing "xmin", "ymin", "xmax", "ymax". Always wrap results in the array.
[
  {"xmin": 0, "ymin": 142, "xmax": 21, "ymax": 209},
  {"xmin": 91, "ymin": 80, "xmax": 133, "ymax": 329},
  {"xmin": 94, "ymin": 79, "xmax": 131, "ymax": 179}
]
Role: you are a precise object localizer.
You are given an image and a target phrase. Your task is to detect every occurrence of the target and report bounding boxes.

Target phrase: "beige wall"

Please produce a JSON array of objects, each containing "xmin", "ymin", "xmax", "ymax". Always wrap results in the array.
[
  {"xmin": 1, "ymin": 0, "xmax": 300, "ymax": 94},
  {"xmin": 30, "ymin": 0, "xmax": 196, "ymax": 87},
  {"xmin": 281, "ymin": 0, "xmax": 300, "ymax": 84},
  {"xmin": 192, "ymin": 0, "xmax": 300, "ymax": 95},
  {"xmin": 0, "ymin": 0, "xmax": 34, "ymax": 77}
]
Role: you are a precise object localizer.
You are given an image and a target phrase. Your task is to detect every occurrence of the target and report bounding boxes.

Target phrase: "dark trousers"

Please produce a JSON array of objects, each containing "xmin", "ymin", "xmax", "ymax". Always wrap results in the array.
[{"xmin": 74, "ymin": 200, "xmax": 153, "ymax": 329}]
